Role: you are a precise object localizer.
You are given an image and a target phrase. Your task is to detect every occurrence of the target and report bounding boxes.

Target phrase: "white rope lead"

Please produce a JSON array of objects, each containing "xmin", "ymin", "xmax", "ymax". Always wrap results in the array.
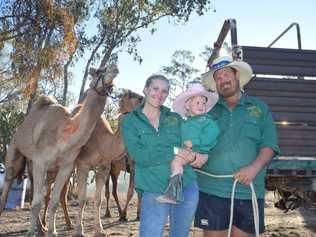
[{"xmin": 194, "ymin": 169, "xmax": 260, "ymax": 237}]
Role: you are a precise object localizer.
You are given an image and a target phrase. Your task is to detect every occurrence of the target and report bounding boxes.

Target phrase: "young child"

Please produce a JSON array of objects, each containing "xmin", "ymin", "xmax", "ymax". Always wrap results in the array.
[{"xmin": 156, "ymin": 82, "xmax": 219, "ymax": 204}]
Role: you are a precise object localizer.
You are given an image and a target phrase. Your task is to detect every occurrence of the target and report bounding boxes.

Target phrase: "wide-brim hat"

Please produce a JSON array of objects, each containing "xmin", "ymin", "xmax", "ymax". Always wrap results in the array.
[
  {"xmin": 172, "ymin": 82, "xmax": 218, "ymax": 117},
  {"xmin": 202, "ymin": 56, "xmax": 253, "ymax": 91}
]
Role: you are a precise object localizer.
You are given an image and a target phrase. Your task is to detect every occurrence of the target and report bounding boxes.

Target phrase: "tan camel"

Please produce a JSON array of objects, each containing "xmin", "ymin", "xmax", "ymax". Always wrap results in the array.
[
  {"xmin": 0, "ymin": 65, "xmax": 118, "ymax": 237},
  {"xmin": 104, "ymin": 155, "xmax": 141, "ymax": 221},
  {"xmin": 15, "ymin": 90, "xmax": 143, "ymax": 236},
  {"xmin": 73, "ymin": 90, "xmax": 143, "ymax": 237}
]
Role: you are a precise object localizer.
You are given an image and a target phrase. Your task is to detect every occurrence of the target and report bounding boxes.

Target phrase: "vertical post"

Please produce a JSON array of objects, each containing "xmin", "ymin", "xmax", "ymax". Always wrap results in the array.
[{"xmin": 208, "ymin": 18, "xmax": 239, "ymax": 67}]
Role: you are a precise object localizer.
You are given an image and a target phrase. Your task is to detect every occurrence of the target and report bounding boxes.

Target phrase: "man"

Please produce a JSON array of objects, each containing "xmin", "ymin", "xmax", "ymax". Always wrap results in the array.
[{"xmin": 195, "ymin": 56, "xmax": 280, "ymax": 237}]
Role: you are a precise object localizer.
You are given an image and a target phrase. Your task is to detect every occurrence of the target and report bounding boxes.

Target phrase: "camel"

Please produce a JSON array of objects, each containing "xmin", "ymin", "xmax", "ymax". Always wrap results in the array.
[
  {"xmin": 0, "ymin": 65, "xmax": 118, "ymax": 237},
  {"xmin": 72, "ymin": 90, "xmax": 143, "ymax": 237},
  {"xmin": 12, "ymin": 90, "xmax": 143, "ymax": 236},
  {"xmin": 104, "ymin": 155, "xmax": 141, "ymax": 222}
]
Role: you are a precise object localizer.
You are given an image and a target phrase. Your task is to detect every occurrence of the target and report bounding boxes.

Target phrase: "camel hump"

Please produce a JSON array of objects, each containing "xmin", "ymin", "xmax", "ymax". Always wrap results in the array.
[{"xmin": 35, "ymin": 95, "xmax": 57, "ymax": 109}]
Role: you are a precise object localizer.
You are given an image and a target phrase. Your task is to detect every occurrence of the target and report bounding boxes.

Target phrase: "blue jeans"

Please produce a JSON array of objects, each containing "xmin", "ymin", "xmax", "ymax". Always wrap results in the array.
[{"xmin": 140, "ymin": 181, "xmax": 199, "ymax": 237}]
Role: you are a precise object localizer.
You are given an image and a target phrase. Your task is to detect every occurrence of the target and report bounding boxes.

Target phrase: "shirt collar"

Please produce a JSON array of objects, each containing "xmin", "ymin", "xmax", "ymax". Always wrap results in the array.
[
  {"xmin": 133, "ymin": 103, "xmax": 170, "ymax": 118},
  {"xmin": 217, "ymin": 93, "xmax": 251, "ymax": 108}
]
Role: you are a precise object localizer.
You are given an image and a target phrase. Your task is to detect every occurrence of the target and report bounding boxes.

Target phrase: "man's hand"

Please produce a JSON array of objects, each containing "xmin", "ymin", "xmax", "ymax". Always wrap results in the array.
[
  {"xmin": 234, "ymin": 147, "xmax": 275, "ymax": 186},
  {"xmin": 190, "ymin": 153, "xmax": 208, "ymax": 168},
  {"xmin": 233, "ymin": 165, "xmax": 260, "ymax": 186}
]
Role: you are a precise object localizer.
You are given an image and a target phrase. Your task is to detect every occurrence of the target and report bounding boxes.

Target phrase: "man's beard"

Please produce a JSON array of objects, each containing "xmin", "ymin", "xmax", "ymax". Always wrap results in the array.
[{"xmin": 218, "ymin": 82, "xmax": 240, "ymax": 98}]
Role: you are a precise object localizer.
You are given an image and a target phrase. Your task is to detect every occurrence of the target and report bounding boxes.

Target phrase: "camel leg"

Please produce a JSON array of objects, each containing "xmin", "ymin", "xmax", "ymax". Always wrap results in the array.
[
  {"xmin": 27, "ymin": 162, "xmax": 47, "ymax": 237},
  {"xmin": 73, "ymin": 165, "xmax": 89, "ymax": 237},
  {"xmin": 47, "ymin": 164, "xmax": 73, "ymax": 237},
  {"xmin": 27, "ymin": 161, "xmax": 48, "ymax": 234},
  {"xmin": 120, "ymin": 169, "xmax": 135, "ymax": 222},
  {"xmin": 40, "ymin": 177, "xmax": 72, "ymax": 230},
  {"xmin": 26, "ymin": 160, "xmax": 34, "ymax": 203},
  {"xmin": 93, "ymin": 165, "xmax": 111, "ymax": 237},
  {"xmin": 104, "ymin": 174, "xmax": 111, "ymax": 218},
  {"xmin": 60, "ymin": 179, "xmax": 73, "ymax": 230},
  {"xmin": 41, "ymin": 180, "xmax": 52, "ymax": 229},
  {"xmin": 111, "ymin": 170, "xmax": 123, "ymax": 220}
]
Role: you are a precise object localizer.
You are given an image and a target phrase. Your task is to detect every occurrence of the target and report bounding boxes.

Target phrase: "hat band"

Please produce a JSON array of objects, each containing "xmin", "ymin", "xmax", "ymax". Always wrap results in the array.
[{"xmin": 211, "ymin": 60, "xmax": 231, "ymax": 70}]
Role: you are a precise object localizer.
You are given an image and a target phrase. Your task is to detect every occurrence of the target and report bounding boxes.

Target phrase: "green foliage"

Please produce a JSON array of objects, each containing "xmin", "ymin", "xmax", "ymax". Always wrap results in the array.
[
  {"xmin": 0, "ymin": 0, "xmax": 92, "ymax": 106},
  {"xmin": 0, "ymin": 106, "xmax": 24, "ymax": 163},
  {"xmin": 200, "ymin": 42, "xmax": 231, "ymax": 62},
  {"xmin": 162, "ymin": 50, "xmax": 200, "ymax": 105},
  {"xmin": 78, "ymin": 0, "xmax": 211, "ymax": 100}
]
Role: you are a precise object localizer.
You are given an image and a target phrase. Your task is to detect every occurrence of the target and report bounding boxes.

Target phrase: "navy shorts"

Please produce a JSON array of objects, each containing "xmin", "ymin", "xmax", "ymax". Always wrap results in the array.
[{"xmin": 194, "ymin": 191, "xmax": 265, "ymax": 234}]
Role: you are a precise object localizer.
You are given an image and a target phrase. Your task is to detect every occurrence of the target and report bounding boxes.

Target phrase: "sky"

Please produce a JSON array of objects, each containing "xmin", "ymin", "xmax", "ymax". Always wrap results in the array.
[{"xmin": 70, "ymin": 0, "xmax": 316, "ymax": 98}]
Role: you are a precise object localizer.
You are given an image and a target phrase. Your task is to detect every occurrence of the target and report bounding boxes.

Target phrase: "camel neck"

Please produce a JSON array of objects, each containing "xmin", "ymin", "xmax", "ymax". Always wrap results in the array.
[{"xmin": 67, "ymin": 89, "xmax": 106, "ymax": 146}]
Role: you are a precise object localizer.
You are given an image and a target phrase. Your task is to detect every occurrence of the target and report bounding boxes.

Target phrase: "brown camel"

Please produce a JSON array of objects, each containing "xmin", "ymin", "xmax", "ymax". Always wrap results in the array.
[
  {"xmin": 0, "ymin": 65, "xmax": 118, "ymax": 237},
  {"xmin": 24, "ymin": 90, "xmax": 143, "ymax": 236},
  {"xmin": 72, "ymin": 90, "xmax": 143, "ymax": 237},
  {"xmin": 104, "ymin": 155, "xmax": 141, "ymax": 222},
  {"xmin": 24, "ymin": 104, "xmax": 87, "ymax": 232}
]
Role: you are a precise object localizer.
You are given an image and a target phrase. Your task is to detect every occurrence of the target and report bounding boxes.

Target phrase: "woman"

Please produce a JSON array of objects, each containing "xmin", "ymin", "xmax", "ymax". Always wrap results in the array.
[{"xmin": 121, "ymin": 75, "xmax": 204, "ymax": 237}]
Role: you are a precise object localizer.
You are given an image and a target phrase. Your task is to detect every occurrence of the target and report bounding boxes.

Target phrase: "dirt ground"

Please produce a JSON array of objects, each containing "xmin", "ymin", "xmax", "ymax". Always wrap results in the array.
[{"xmin": 0, "ymin": 191, "xmax": 315, "ymax": 237}]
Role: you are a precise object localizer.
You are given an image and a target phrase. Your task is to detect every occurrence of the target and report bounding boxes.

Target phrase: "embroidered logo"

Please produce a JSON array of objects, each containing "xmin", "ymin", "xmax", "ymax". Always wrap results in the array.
[
  {"xmin": 247, "ymin": 105, "xmax": 262, "ymax": 118},
  {"xmin": 200, "ymin": 219, "xmax": 209, "ymax": 226},
  {"xmin": 164, "ymin": 116, "xmax": 178, "ymax": 126}
]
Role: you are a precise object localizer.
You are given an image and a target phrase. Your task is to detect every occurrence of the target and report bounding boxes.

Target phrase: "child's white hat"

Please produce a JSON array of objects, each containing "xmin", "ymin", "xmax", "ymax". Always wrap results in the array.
[{"xmin": 172, "ymin": 82, "xmax": 218, "ymax": 117}]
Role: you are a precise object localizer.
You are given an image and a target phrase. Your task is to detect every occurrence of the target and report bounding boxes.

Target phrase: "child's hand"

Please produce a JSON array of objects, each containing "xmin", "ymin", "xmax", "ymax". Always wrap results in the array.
[
  {"xmin": 174, "ymin": 147, "xmax": 196, "ymax": 163},
  {"xmin": 183, "ymin": 140, "xmax": 193, "ymax": 150},
  {"xmin": 190, "ymin": 153, "xmax": 208, "ymax": 168}
]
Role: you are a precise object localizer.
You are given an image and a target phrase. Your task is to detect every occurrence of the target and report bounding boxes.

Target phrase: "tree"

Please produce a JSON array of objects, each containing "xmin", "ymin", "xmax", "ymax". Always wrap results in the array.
[
  {"xmin": 0, "ymin": 106, "xmax": 24, "ymax": 163},
  {"xmin": 162, "ymin": 50, "xmax": 200, "ymax": 105},
  {"xmin": 78, "ymin": 0, "xmax": 212, "ymax": 101},
  {"xmin": 0, "ymin": 0, "xmax": 91, "ymax": 109}
]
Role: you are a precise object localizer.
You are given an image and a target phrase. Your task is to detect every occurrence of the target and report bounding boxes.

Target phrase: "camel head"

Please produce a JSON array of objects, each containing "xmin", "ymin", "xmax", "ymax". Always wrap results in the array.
[
  {"xmin": 119, "ymin": 90, "xmax": 143, "ymax": 114},
  {"xmin": 89, "ymin": 64, "xmax": 119, "ymax": 96}
]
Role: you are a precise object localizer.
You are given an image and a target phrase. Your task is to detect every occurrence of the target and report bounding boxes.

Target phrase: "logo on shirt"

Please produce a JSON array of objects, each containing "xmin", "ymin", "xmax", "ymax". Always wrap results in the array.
[
  {"xmin": 247, "ymin": 105, "xmax": 262, "ymax": 118},
  {"xmin": 164, "ymin": 116, "xmax": 179, "ymax": 125},
  {"xmin": 200, "ymin": 219, "xmax": 209, "ymax": 226}
]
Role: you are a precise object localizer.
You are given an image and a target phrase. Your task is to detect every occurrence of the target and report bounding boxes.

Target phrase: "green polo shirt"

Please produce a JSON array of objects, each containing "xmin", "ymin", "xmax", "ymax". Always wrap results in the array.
[
  {"xmin": 197, "ymin": 94, "xmax": 280, "ymax": 199},
  {"xmin": 121, "ymin": 105, "xmax": 196, "ymax": 194},
  {"xmin": 181, "ymin": 114, "xmax": 219, "ymax": 153}
]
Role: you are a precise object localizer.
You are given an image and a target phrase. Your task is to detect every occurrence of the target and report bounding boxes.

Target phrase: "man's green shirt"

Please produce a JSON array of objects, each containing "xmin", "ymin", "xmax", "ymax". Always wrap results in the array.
[
  {"xmin": 121, "ymin": 105, "xmax": 196, "ymax": 194},
  {"xmin": 198, "ymin": 94, "xmax": 280, "ymax": 199}
]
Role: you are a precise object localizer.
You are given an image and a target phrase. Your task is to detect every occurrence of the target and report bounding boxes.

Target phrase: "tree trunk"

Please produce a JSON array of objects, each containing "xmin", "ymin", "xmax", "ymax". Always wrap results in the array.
[{"xmin": 62, "ymin": 53, "xmax": 74, "ymax": 106}]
